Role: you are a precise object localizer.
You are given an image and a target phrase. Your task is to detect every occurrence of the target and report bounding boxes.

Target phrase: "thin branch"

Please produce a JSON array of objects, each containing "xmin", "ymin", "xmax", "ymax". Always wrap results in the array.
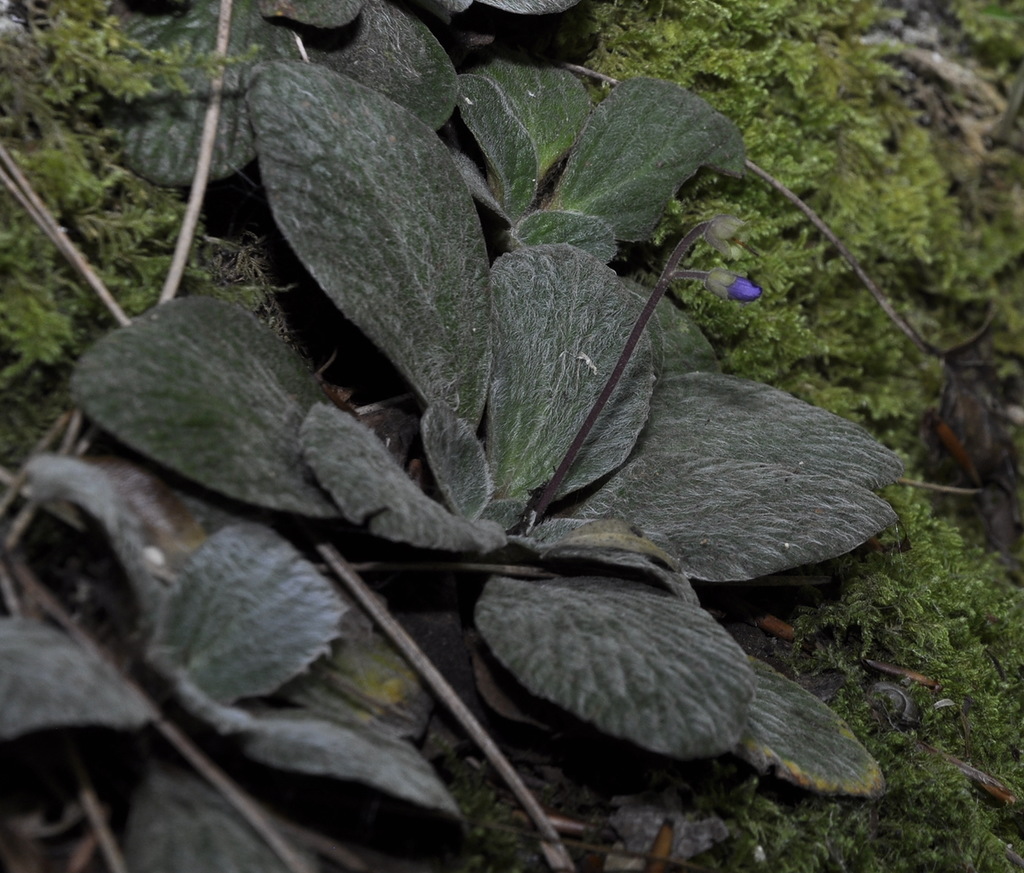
[
  {"xmin": 7, "ymin": 558, "xmax": 316, "ymax": 873},
  {"xmin": 316, "ymin": 543, "xmax": 577, "ymax": 873},
  {"xmin": 557, "ymin": 61, "xmax": 619, "ymax": 87},
  {"xmin": 159, "ymin": 0, "xmax": 235, "ymax": 303},
  {"xmin": 897, "ymin": 476, "xmax": 981, "ymax": 496},
  {"xmin": 744, "ymin": 158, "xmax": 938, "ymax": 357},
  {"xmin": 0, "ymin": 143, "xmax": 130, "ymax": 326},
  {"xmin": 64, "ymin": 737, "xmax": 129, "ymax": 873},
  {"xmin": 350, "ymin": 560, "xmax": 556, "ymax": 578}
]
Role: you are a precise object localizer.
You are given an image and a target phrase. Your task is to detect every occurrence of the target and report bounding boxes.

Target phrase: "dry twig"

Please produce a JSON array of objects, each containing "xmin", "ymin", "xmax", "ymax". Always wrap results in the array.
[
  {"xmin": 159, "ymin": 0, "xmax": 235, "ymax": 303},
  {"xmin": 317, "ymin": 543, "xmax": 577, "ymax": 873},
  {"xmin": 0, "ymin": 144, "xmax": 130, "ymax": 326}
]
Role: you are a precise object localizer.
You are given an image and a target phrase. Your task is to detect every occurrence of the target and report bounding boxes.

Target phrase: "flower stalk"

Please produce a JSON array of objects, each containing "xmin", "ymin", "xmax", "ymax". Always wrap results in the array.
[{"xmin": 512, "ymin": 218, "xmax": 761, "ymax": 534}]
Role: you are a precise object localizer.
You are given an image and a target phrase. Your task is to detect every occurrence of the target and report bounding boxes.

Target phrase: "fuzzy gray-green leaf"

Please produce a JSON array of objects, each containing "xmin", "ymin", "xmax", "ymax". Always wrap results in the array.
[
  {"xmin": 421, "ymin": 403, "xmax": 493, "ymax": 519},
  {"xmin": 486, "ymin": 245, "xmax": 654, "ymax": 502},
  {"xmin": 118, "ymin": 0, "xmax": 294, "ymax": 186},
  {"xmin": 514, "ymin": 211, "xmax": 616, "ymax": 262},
  {"xmin": 310, "ymin": 0, "xmax": 457, "ymax": 129},
  {"xmin": 259, "ymin": 0, "xmax": 363, "ymax": 28},
  {"xmin": 475, "ymin": 576, "xmax": 754, "ymax": 759},
  {"xmin": 553, "ymin": 78, "xmax": 745, "ymax": 241},
  {"xmin": 302, "ymin": 403, "xmax": 506, "ymax": 552},
  {"xmin": 248, "ymin": 61, "xmax": 491, "ymax": 424},
  {"xmin": 241, "ymin": 710, "xmax": 459, "ymax": 814},
  {"xmin": 0, "ymin": 617, "xmax": 151, "ymax": 740},
  {"xmin": 474, "ymin": 0, "xmax": 584, "ymax": 14},
  {"xmin": 575, "ymin": 374, "xmax": 901, "ymax": 581},
  {"xmin": 737, "ymin": 659, "xmax": 885, "ymax": 797},
  {"xmin": 458, "ymin": 57, "xmax": 590, "ymax": 218},
  {"xmin": 150, "ymin": 523, "xmax": 346, "ymax": 703},
  {"xmin": 124, "ymin": 768, "xmax": 310, "ymax": 873},
  {"xmin": 71, "ymin": 297, "xmax": 336, "ymax": 517}
]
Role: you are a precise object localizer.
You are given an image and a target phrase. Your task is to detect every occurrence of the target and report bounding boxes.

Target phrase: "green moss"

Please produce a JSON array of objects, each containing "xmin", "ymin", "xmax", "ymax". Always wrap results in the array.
[
  {"xmin": 444, "ymin": 752, "xmax": 532, "ymax": 873},
  {"xmin": 0, "ymin": 0, "xmax": 277, "ymax": 466},
  {"xmin": 683, "ymin": 489, "xmax": 1024, "ymax": 872},
  {"xmin": 546, "ymin": 1, "xmax": 1024, "ymax": 869},
  {"xmin": 560, "ymin": 0, "xmax": 1024, "ymax": 473}
]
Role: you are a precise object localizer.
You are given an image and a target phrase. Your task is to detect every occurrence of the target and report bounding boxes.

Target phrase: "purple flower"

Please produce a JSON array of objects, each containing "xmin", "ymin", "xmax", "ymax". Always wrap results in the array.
[{"xmin": 704, "ymin": 268, "xmax": 762, "ymax": 302}]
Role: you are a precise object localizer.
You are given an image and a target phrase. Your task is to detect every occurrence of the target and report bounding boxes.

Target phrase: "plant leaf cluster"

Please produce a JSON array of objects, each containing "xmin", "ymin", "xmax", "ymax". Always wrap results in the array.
[{"xmin": 5, "ymin": 0, "xmax": 918, "ymax": 867}]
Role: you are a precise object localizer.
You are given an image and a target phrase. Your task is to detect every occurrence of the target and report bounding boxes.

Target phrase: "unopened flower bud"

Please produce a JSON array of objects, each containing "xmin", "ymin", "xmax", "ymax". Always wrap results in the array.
[
  {"xmin": 704, "ymin": 268, "xmax": 762, "ymax": 302},
  {"xmin": 704, "ymin": 215, "xmax": 748, "ymax": 259}
]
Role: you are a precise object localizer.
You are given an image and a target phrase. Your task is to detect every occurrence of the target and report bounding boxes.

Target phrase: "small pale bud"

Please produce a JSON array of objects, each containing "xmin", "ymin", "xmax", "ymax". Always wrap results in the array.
[{"xmin": 704, "ymin": 215, "xmax": 748, "ymax": 259}]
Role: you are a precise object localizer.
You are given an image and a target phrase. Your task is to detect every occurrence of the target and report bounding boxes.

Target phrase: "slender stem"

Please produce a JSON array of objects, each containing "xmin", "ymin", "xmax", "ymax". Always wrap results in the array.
[
  {"xmin": 159, "ymin": 0, "xmax": 234, "ymax": 303},
  {"xmin": 0, "ymin": 144, "xmax": 130, "ymax": 326},
  {"xmin": 513, "ymin": 222, "xmax": 711, "ymax": 533},
  {"xmin": 65, "ymin": 736, "xmax": 129, "ymax": 873},
  {"xmin": 744, "ymin": 158, "xmax": 938, "ymax": 357},
  {"xmin": 316, "ymin": 543, "xmax": 577, "ymax": 873}
]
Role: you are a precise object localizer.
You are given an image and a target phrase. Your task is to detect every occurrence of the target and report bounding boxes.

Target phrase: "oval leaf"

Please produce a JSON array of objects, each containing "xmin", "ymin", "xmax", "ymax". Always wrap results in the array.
[
  {"xmin": 150, "ymin": 523, "xmax": 346, "ymax": 703},
  {"xmin": 302, "ymin": 403, "xmax": 506, "ymax": 552},
  {"xmin": 310, "ymin": 0, "xmax": 457, "ymax": 129},
  {"xmin": 486, "ymin": 245, "xmax": 654, "ymax": 502},
  {"xmin": 242, "ymin": 710, "xmax": 459, "ymax": 814},
  {"xmin": 118, "ymin": 0, "xmax": 295, "ymax": 186},
  {"xmin": 0, "ymin": 617, "xmax": 151, "ymax": 740},
  {"xmin": 575, "ymin": 373, "xmax": 901, "ymax": 581},
  {"xmin": 421, "ymin": 403, "xmax": 493, "ymax": 519},
  {"xmin": 71, "ymin": 297, "xmax": 336, "ymax": 517},
  {"xmin": 736, "ymin": 659, "xmax": 885, "ymax": 797},
  {"xmin": 458, "ymin": 57, "xmax": 589, "ymax": 218},
  {"xmin": 514, "ymin": 210, "xmax": 616, "ymax": 262},
  {"xmin": 553, "ymin": 78, "xmax": 745, "ymax": 241},
  {"xmin": 458, "ymin": 73, "xmax": 538, "ymax": 218},
  {"xmin": 654, "ymin": 373, "xmax": 904, "ymax": 489},
  {"xmin": 248, "ymin": 60, "xmax": 491, "ymax": 424},
  {"xmin": 124, "ymin": 768, "xmax": 311, "ymax": 873},
  {"xmin": 475, "ymin": 576, "xmax": 755, "ymax": 759},
  {"xmin": 260, "ymin": 0, "xmax": 364, "ymax": 28},
  {"xmin": 26, "ymin": 455, "xmax": 169, "ymax": 623},
  {"xmin": 475, "ymin": 0, "xmax": 584, "ymax": 13}
]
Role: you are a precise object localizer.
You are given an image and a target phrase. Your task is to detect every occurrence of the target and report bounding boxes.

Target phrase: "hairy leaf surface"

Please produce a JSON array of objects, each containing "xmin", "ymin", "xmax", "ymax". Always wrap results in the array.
[
  {"xmin": 124, "ymin": 768, "xmax": 310, "ymax": 873},
  {"xmin": 553, "ymin": 78, "xmax": 745, "ymax": 240},
  {"xmin": 0, "ymin": 618, "xmax": 151, "ymax": 740},
  {"xmin": 72, "ymin": 298, "xmax": 336, "ymax": 517},
  {"xmin": 486, "ymin": 245, "xmax": 654, "ymax": 502},
  {"xmin": 118, "ymin": 0, "xmax": 294, "ymax": 185},
  {"xmin": 259, "ymin": 0, "xmax": 363, "ymax": 28},
  {"xmin": 475, "ymin": 576, "xmax": 754, "ymax": 759},
  {"xmin": 737, "ymin": 659, "xmax": 885, "ymax": 797},
  {"xmin": 514, "ymin": 210, "xmax": 616, "ymax": 261},
  {"xmin": 576, "ymin": 373, "xmax": 901, "ymax": 580},
  {"xmin": 311, "ymin": 0, "xmax": 456, "ymax": 129},
  {"xmin": 249, "ymin": 61, "xmax": 491, "ymax": 423},
  {"xmin": 302, "ymin": 403, "xmax": 506, "ymax": 552},
  {"xmin": 458, "ymin": 58, "xmax": 589, "ymax": 218},
  {"xmin": 421, "ymin": 403, "xmax": 493, "ymax": 519},
  {"xmin": 242, "ymin": 710, "xmax": 459, "ymax": 813},
  {"xmin": 151, "ymin": 523, "xmax": 346, "ymax": 703}
]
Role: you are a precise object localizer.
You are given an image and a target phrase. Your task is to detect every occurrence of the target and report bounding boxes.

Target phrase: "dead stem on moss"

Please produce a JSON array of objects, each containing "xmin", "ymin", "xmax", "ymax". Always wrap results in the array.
[
  {"xmin": 0, "ymin": 143, "xmax": 130, "ymax": 326},
  {"xmin": 898, "ymin": 477, "xmax": 981, "ymax": 496},
  {"xmin": 744, "ymin": 158, "xmax": 940, "ymax": 357},
  {"xmin": 159, "ymin": 0, "xmax": 235, "ymax": 303}
]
